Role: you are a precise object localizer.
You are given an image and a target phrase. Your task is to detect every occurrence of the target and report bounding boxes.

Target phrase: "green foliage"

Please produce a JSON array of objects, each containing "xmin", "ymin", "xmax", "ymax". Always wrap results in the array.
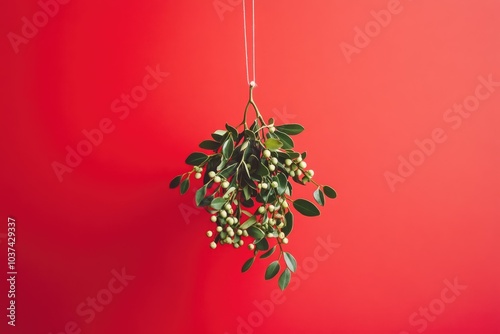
[
  {"xmin": 260, "ymin": 245, "xmax": 276, "ymax": 259},
  {"xmin": 275, "ymin": 124, "xmax": 304, "ymax": 135},
  {"xmin": 169, "ymin": 84, "xmax": 336, "ymax": 290},
  {"xmin": 313, "ymin": 187, "xmax": 325, "ymax": 206},
  {"xmin": 283, "ymin": 252, "xmax": 297, "ymax": 272},
  {"xmin": 185, "ymin": 152, "xmax": 208, "ymax": 166},
  {"xmin": 265, "ymin": 261, "xmax": 280, "ymax": 280},
  {"xmin": 242, "ymin": 257, "xmax": 255, "ymax": 273},
  {"xmin": 278, "ymin": 268, "xmax": 291, "ymax": 290},
  {"xmin": 323, "ymin": 185, "xmax": 337, "ymax": 199},
  {"xmin": 293, "ymin": 199, "xmax": 320, "ymax": 217}
]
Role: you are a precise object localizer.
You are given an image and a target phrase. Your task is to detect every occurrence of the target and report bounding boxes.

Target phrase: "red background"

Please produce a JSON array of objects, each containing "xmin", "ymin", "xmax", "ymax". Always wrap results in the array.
[{"xmin": 1, "ymin": 0, "xmax": 499, "ymax": 333}]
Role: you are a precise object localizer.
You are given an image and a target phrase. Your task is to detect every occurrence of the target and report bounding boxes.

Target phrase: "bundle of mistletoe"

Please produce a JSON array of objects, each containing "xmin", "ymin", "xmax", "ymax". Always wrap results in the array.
[{"xmin": 170, "ymin": 85, "xmax": 336, "ymax": 290}]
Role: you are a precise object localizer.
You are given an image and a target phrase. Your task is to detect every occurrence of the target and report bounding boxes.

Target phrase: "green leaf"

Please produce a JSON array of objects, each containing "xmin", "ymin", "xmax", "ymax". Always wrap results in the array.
[
  {"xmin": 323, "ymin": 185, "xmax": 337, "ymax": 199},
  {"xmin": 244, "ymin": 130, "xmax": 256, "ymax": 140},
  {"xmin": 180, "ymin": 179, "xmax": 190, "ymax": 195},
  {"xmin": 284, "ymin": 252, "xmax": 297, "ymax": 272},
  {"xmin": 264, "ymin": 138, "xmax": 283, "ymax": 151},
  {"xmin": 225, "ymin": 123, "xmax": 238, "ymax": 139},
  {"xmin": 278, "ymin": 268, "xmax": 291, "ymax": 290},
  {"xmin": 241, "ymin": 198, "xmax": 254, "ymax": 208},
  {"xmin": 275, "ymin": 124, "xmax": 304, "ymax": 135},
  {"xmin": 169, "ymin": 175, "xmax": 182, "ymax": 189},
  {"xmin": 285, "ymin": 150, "xmax": 301, "ymax": 159},
  {"xmin": 282, "ymin": 211, "xmax": 293, "ymax": 236},
  {"xmin": 250, "ymin": 120, "xmax": 259, "ymax": 132},
  {"xmin": 265, "ymin": 261, "xmax": 280, "ymax": 280},
  {"xmin": 217, "ymin": 157, "xmax": 227, "ymax": 171},
  {"xmin": 247, "ymin": 226, "xmax": 265, "ymax": 241},
  {"xmin": 199, "ymin": 140, "xmax": 220, "ymax": 151},
  {"xmin": 240, "ymin": 209, "xmax": 253, "ymax": 217},
  {"xmin": 243, "ymin": 186, "xmax": 251, "ymax": 201},
  {"xmin": 276, "ymin": 151, "xmax": 290, "ymax": 162},
  {"xmin": 293, "ymin": 199, "xmax": 320, "ymax": 217},
  {"xmin": 255, "ymin": 238, "xmax": 269, "ymax": 251},
  {"xmin": 242, "ymin": 257, "xmax": 255, "ymax": 273},
  {"xmin": 223, "ymin": 186, "xmax": 236, "ymax": 199},
  {"xmin": 185, "ymin": 152, "xmax": 208, "ymax": 166},
  {"xmin": 199, "ymin": 196, "xmax": 213, "ymax": 207},
  {"xmin": 274, "ymin": 130, "xmax": 294, "ymax": 149},
  {"xmin": 195, "ymin": 185, "xmax": 207, "ymax": 206},
  {"xmin": 277, "ymin": 173, "xmax": 288, "ymax": 195},
  {"xmin": 240, "ymin": 216, "xmax": 257, "ymax": 229},
  {"xmin": 211, "ymin": 130, "xmax": 227, "ymax": 142},
  {"xmin": 222, "ymin": 138, "xmax": 234, "ymax": 159},
  {"xmin": 286, "ymin": 182, "xmax": 293, "ymax": 196},
  {"xmin": 260, "ymin": 245, "xmax": 276, "ymax": 259},
  {"xmin": 313, "ymin": 188, "xmax": 325, "ymax": 206},
  {"xmin": 256, "ymin": 162, "xmax": 270, "ymax": 176},
  {"xmin": 211, "ymin": 198, "xmax": 226, "ymax": 211},
  {"xmin": 219, "ymin": 163, "xmax": 237, "ymax": 178}
]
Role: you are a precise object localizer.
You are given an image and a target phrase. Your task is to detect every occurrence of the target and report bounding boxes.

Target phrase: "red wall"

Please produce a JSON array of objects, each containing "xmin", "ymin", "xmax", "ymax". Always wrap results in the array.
[{"xmin": 1, "ymin": 1, "xmax": 499, "ymax": 333}]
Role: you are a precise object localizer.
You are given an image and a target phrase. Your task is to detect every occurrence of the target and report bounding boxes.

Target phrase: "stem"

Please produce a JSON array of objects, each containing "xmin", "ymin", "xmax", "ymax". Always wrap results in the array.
[
  {"xmin": 310, "ymin": 179, "xmax": 321, "ymax": 187},
  {"xmin": 277, "ymin": 240, "xmax": 284, "ymax": 260},
  {"xmin": 241, "ymin": 84, "xmax": 267, "ymax": 130}
]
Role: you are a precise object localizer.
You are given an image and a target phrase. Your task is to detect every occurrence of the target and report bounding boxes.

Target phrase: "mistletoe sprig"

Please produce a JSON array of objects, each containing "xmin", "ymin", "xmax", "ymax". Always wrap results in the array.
[{"xmin": 170, "ymin": 84, "xmax": 336, "ymax": 290}]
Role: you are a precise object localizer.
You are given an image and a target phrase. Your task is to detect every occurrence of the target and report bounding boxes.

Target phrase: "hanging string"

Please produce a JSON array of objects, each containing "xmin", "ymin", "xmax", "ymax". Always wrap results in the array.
[{"xmin": 243, "ymin": 0, "xmax": 256, "ymax": 86}]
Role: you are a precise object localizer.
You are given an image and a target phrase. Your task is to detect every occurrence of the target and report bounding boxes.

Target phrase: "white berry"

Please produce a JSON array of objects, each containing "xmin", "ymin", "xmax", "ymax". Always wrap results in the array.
[
  {"xmin": 271, "ymin": 181, "xmax": 278, "ymax": 188},
  {"xmin": 210, "ymin": 215, "xmax": 217, "ymax": 223},
  {"xmin": 210, "ymin": 242, "xmax": 217, "ymax": 249},
  {"xmin": 248, "ymin": 244, "xmax": 255, "ymax": 250},
  {"xmin": 207, "ymin": 231, "xmax": 213, "ymax": 237},
  {"xmin": 299, "ymin": 161, "xmax": 307, "ymax": 168},
  {"xmin": 216, "ymin": 226, "xmax": 223, "ymax": 232},
  {"xmin": 222, "ymin": 181, "xmax": 230, "ymax": 188},
  {"xmin": 214, "ymin": 176, "xmax": 221, "ymax": 183},
  {"xmin": 282, "ymin": 237, "xmax": 289, "ymax": 244},
  {"xmin": 195, "ymin": 172, "xmax": 202, "ymax": 179},
  {"xmin": 263, "ymin": 149, "xmax": 271, "ymax": 158},
  {"xmin": 269, "ymin": 165, "xmax": 276, "ymax": 172},
  {"xmin": 208, "ymin": 171, "xmax": 216, "ymax": 178}
]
